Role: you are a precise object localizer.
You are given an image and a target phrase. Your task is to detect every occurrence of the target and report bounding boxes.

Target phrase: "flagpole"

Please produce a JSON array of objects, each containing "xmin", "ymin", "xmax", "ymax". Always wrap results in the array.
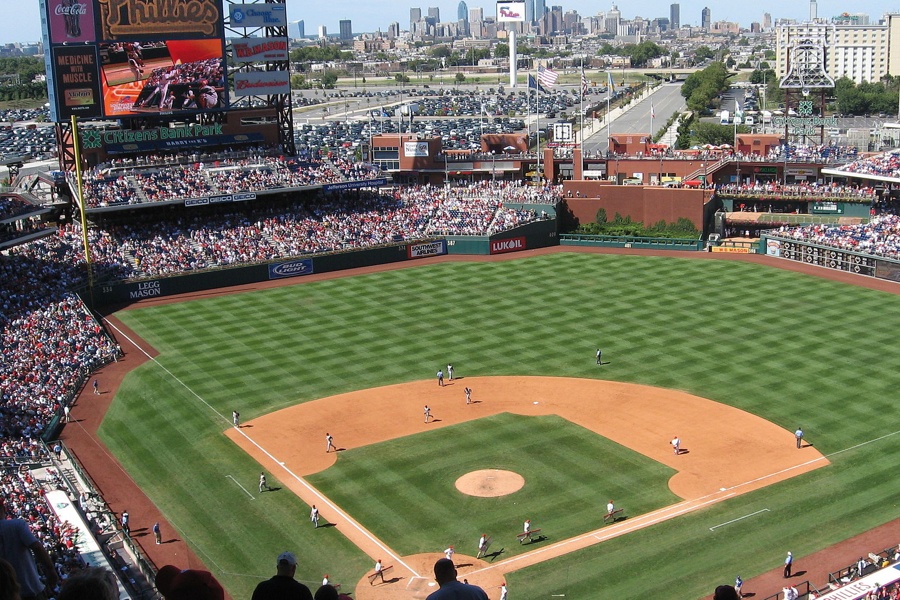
[
  {"xmin": 580, "ymin": 58, "xmax": 585, "ymax": 159},
  {"xmin": 606, "ymin": 71, "xmax": 612, "ymax": 155},
  {"xmin": 535, "ymin": 70, "xmax": 541, "ymax": 181}
]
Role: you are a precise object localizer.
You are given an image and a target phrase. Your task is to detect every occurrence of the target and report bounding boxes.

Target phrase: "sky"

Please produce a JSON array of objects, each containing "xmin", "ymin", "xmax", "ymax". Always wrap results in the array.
[{"xmin": 4, "ymin": 1, "xmax": 896, "ymax": 44}]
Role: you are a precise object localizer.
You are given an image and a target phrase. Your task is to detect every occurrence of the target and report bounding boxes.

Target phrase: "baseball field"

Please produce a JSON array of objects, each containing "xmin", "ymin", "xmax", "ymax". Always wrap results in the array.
[{"xmin": 99, "ymin": 251, "xmax": 900, "ymax": 600}]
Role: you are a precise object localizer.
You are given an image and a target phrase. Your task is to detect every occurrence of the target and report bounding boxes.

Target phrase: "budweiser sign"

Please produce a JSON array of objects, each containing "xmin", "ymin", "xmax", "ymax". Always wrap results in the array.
[{"xmin": 233, "ymin": 72, "xmax": 290, "ymax": 96}]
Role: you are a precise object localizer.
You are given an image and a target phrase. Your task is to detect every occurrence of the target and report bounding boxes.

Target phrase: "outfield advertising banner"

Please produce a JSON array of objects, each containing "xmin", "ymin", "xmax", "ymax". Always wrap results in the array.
[
  {"xmin": 322, "ymin": 178, "xmax": 387, "ymax": 192},
  {"xmin": 490, "ymin": 236, "xmax": 526, "ymax": 254},
  {"xmin": 232, "ymin": 38, "xmax": 289, "ymax": 62},
  {"xmin": 403, "ymin": 142, "xmax": 429, "ymax": 157},
  {"xmin": 269, "ymin": 258, "xmax": 314, "ymax": 280},
  {"xmin": 407, "ymin": 240, "xmax": 447, "ymax": 259}
]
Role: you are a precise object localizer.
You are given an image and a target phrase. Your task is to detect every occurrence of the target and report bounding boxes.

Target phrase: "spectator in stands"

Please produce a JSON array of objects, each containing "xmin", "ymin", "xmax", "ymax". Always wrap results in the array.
[
  {"xmin": 58, "ymin": 566, "xmax": 118, "ymax": 600},
  {"xmin": 155, "ymin": 565, "xmax": 224, "ymax": 600},
  {"xmin": 251, "ymin": 552, "xmax": 314, "ymax": 600},
  {"xmin": 0, "ymin": 557, "xmax": 21, "ymax": 600},
  {"xmin": 0, "ymin": 499, "xmax": 59, "ymax": 600},
  {"xmin": 714, "ymin": 585, "xmax": 740, "ymax": 600},
  {"xmin": 426, "ymin": 558, "xmax": 489, "ymax": 600}
]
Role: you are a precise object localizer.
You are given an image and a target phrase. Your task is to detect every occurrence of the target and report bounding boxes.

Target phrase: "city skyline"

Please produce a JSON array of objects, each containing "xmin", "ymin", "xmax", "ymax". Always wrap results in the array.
[{"xmin": 3, "ymin": 0, "xmax": 894, "ymax": 44}]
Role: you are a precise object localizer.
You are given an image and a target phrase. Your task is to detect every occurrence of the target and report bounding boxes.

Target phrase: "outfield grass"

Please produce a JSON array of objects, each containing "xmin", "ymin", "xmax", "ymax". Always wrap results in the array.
[
  {"xmin": 307, "ymin": 414, "xmax": 679, "ymax": 556},
  {"xmin": 108, "ymin": 252, "xmax": 900, "ymax": 599}
]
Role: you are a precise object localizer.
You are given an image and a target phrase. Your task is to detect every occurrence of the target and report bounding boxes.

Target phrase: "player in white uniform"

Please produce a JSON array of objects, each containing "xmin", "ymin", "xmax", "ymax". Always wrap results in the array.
[{"xmin": 444, "ymin": 546, "xmax": 454, "ymax": 562}]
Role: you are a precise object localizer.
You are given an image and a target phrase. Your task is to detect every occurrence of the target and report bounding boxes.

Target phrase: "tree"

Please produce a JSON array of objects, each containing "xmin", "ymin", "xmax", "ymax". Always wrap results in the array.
[
  {"xmin": 319, "ymin": 71, "xmax": 338, "ymax": 88},
  {"xmin": 494, "ymin": 43, "xmax": 509, "ymax": 58},
  {"xmin": 429, "ymin": 45, "xmax": 452, "ymax": 58},
  {"xmin": 597, "ymin": 42, "xmax": 616, "ymax": 56},
  {"xmin": 694, "ymin": 46, "xmax": 715, "ymax": 62},
  {"xmin": 394, "ymin": 73, "xmax": 410, "ymax": 83},
  {"xmin": 455, "ymin": 72, "xmax": 466, "ymax": 84},
  {"xmin": 290, "ymin": 74, "xmax": 306, "ymax": 89},
  {"xmin": 690, "ymin": 122, "xmax": 739, "ymax": 146}
]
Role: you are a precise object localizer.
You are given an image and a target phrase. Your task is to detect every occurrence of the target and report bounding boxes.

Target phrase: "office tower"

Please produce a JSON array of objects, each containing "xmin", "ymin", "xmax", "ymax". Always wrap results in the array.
[
  {"xmin": 701, "ymin": 7, "xmax": 711, "ymax": 31},
  {"xmin": 428, "ymin": 7, "xmax": 440, "ymax": 21},
  {"xmin": 388, "ymin": 22, "xmax": 400, "ymax": 38},
  {"xmin": 605, "ymin": 4, "xmax": 620, "ymax": 34},
  {"xmin": 289, "ymin": 20, "xmax": 305, "ymax": 39},
  {"xmin": 410, "ymin": 7, "xmax": 422, "ymax": 28},
  {"xmin": 458, "ymin": 1, "xmax": 468, "ymax": 22},
  {"xmin": 810, "ymin": 0, "xmax": 817, "ymax": 21},
  {"xmin": 318, "ymin": 25, "xmax": 327, "ymax": 38},
  {"xmin": 670, "ymin": 3, "xmax": 680, "ymax": 29},
  {"xmin": 339, "ymin": 20, "xmax": 352, "ymax": 40},
  {"xmin": 763, "ymin": 13, "xmax": 772, "ymax": 29},
  {"xmin": 535, "ymin": 0, "xmax": 547, "ymax": 23}
]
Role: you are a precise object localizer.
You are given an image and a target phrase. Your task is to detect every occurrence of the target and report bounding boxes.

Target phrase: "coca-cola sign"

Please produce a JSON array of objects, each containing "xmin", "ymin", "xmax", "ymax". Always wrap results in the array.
[{"xmin": 45, "ymin": 0, "xmax": 96, "ymax": 44}]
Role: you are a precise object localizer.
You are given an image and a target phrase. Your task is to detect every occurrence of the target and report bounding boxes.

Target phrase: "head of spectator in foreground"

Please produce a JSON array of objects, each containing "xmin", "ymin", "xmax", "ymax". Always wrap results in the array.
[
  {"xmin": 433, "ymin": 558, "xmax": 458, "ymax": 586},
  {"xmin": 276, "ymin": 551, "xmax": 298, "ymax": 577},
  {"xmin": 59, "ymin": 567, "xmax": 118, "ymax": 600},
  {"xmin": 0, "ymin": 558, "xmax": 20, "ymax": 600},
  {"xmin": 315, "ymin": 583, "xmax": 339, "ymax": 600},
  {"xmin": 714, "ymin": 584, "xmax": 740, "ymax": 600},
  {"xmin": 156, "ymin": 565, "xmax": 225, "ymax": 600}
]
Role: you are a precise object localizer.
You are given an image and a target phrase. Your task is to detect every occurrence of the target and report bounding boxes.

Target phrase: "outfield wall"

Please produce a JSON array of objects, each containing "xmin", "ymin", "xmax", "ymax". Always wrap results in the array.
[
  {"xmin": 761, "ymin": 235, "xmax": 900, "ymax": 283},
  {"xmin": 446, "ymin": 218, "xmax": 559, "ymax": 256},
  {"xmin": 87, "ymin": 241, "xmax": 449, "ymax": 307}
]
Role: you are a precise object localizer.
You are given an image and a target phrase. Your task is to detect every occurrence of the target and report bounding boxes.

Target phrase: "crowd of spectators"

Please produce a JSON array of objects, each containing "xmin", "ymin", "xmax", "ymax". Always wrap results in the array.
[
  {"xmin": 831, "ymin": 149, "xmax": 900, "ymax": 180},
  {"xmin": 716, "ymin": 182, "xmax": 877, "ymax": 202},
  {"xmin": 79, "ymin": 153, "xmax": 381, "ymax": 208},
  {"xmin": 36, "ymin": 182, "xmax": 553, "ymax": 279},
  {"xmin": 0, "ymin": 469, "xmax": 86, "ymax": 589},
  {"xmin": 0, "ymin": 194, "xmax": 39, "ymax": 221},
  {"xmin": 771, "ymin": 214, "xmax": 900, "ymax": 259}
]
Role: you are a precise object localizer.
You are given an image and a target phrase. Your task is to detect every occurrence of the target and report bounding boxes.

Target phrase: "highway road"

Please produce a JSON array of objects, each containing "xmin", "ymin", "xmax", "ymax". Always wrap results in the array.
[{"xmin": 582, "ymin": 83, "xmax": 687, "ymax": 156}]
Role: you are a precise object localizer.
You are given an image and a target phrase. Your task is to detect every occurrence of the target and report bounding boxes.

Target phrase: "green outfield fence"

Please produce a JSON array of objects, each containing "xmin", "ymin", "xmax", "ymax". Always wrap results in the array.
[{"xmin": 560, "ymin": 234, "xmax": 706, "ymax": 251}]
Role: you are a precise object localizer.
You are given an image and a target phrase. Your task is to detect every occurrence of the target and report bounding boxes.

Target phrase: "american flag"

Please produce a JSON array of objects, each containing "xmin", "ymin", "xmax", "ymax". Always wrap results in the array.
[
  {"xmin": 581, "ymin": 69, "xmax": 589, "ymax": 97},
  {"xmin": 537, "ymin": 66, "xmax": 558, "ymax": 89}
]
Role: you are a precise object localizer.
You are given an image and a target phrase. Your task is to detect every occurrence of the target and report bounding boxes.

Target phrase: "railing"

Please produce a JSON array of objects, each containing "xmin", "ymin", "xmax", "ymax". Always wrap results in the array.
[
  {"xmin": 561, "ymin": 233, "xmax": 705, "ymax": 250},
  {"xmin": 757, "ymin": 579, "xmax": 812, "ymax": 600},
  {"xmin": 753, "ymin": 213, "xmax": 866, "ymax": 226}
]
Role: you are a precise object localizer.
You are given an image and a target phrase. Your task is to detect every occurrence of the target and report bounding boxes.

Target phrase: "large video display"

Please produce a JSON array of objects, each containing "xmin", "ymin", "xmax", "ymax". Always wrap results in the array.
[{"xmin": 41, "ymin": 0, "xmax": 228, "ymax": 121}]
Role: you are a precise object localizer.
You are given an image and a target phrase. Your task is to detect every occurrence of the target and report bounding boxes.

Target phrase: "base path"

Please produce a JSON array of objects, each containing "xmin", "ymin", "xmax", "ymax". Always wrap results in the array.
[{"xmin": 226, "ymin": 376, "xmax": 828, "ymax": 600}]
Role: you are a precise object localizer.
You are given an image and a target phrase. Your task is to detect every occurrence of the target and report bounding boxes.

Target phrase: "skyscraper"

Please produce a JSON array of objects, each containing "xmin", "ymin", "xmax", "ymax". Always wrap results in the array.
[
  {"xmin": 670, "ymin": 3, "xmax": 680, "ymax": 29},
  {"xmin": 339, "ymin": 19, "xmax": 352, "ymax": 40},
  {"xmin": 535, "ymin": 0, "xmax": 547, "ymax": 23},
  {"xmin": 525, "ymin": 0, "xmax": 534, "ymax": 23},
  {"xmin": 428, "ymin": 6, "xmax": 440, "ymax": 21},
  {"xmin": 289, "ymin": 20, "xmax": 305, "ymax": 39},
  {"xmin": 458, "ymin": 1, "xmax": 468, "ymax": 22},
  {"xmin": 410, "ymin": 7, "xmax": 422, "ymax": 28},
  {"xmin": 605, "ymin": 4, "xmax": 621, "ymax": 35},
  {"xmin": 809, "ymin": 0, "xmax": 817, "ymax": 21},
  {"xmin": 701, "ymin": 7, "xmax": 711, "ymax": 31}
]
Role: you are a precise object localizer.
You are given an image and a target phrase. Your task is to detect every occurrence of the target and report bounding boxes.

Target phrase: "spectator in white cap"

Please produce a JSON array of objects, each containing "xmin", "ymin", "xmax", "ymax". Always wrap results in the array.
[{"xmin": 251, "ymin": 552, "xmax": 314, "ymax": 600}]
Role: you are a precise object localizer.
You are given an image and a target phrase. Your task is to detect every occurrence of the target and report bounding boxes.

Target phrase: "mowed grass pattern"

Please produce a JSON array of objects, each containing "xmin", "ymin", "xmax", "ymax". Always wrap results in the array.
[
  {"xmin": 307, "ymin": 414, "xmax": 679, "ymax": 556},
  {"xmin": 110, "ymin": 252, "xmax": 900, "ymax": 600}
]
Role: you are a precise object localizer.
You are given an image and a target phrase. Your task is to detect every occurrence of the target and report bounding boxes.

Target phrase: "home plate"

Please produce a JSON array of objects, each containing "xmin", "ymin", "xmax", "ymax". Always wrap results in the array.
[{"xmin": 533, "ymin": 401, "xmax": 539, "ymax": 404}]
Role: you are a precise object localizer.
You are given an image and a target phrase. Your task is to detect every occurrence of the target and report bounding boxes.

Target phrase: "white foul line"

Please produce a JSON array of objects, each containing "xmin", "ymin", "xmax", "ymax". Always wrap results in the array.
[
  {"xmin": 709, "ymin": 508, "xmax": 770, "ymax": 531},
  {"xmin": 226, "ymin": 475, "xmax": 256, "ymax": 500},
  {"xmin": 103, "ymin": 318, "xmax": 422, "ymax": 580}
]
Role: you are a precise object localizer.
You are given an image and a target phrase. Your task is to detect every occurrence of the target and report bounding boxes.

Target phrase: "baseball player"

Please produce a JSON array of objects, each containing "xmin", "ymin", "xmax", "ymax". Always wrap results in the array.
[
  {"xmin": 444, "ymin": 546, "xmax": 454, "ymax": 562},
  {"xmin": 310, "ymin": 505, "xmax": 319, "ymax": 528},
  {"xmin": 232, "ymin": 410, "xmax": 240, "ymax": 428},
  {"xmin": 794, "ymin": 427, "xmax": 804, "ymax": 449},
  {"xmin": 326, "ymin": 433, "xmax": 335, "ymax": 453},
  {"xmin": 477, "ymin": 534, "xmax": 488, "ymax": 559},
  {"xmin": 372, "ymin": 559, "xmax": 385, "ymax": 584},
  {"xmin": 596, "ymin": 348, "xmax": 602, "ymax": 365},
  {"xmin": 520, "ymin": 519, "xmax": 531, "ymax": 543},
  {"xmin": 424, "ymin": 405, "xmax": 432, "ymax": 423},
  {"xmin": 606, "ymin": 500, "xmax": 615, "ymax": 517},
  {"xmin": 447, "ymin": 364, "xmax": 454, "ymax": 380},
  {"xmin": 259, "ymin": 472, "xmax": 268, "ymax": 493},
  {"xmin": 437, "ymin": 370, "xmax": 444, "ymax": 387},
  {"xmin": 465, "ymin": 387, "xmax": 472, "ymax": 404},
  {"xmin": 671, "ymin": 435, "xmax": 680, "ymax": 455},
  {"xmin": 500, "ymin": 582, "xmax": 508, "ymax": 600}
]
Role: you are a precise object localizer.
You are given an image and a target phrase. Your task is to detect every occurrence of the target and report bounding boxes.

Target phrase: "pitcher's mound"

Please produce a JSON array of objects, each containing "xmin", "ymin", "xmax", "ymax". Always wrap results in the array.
[{"xmin": 455, "ymin": 469, "xmax": 525, "ymax": 497}]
